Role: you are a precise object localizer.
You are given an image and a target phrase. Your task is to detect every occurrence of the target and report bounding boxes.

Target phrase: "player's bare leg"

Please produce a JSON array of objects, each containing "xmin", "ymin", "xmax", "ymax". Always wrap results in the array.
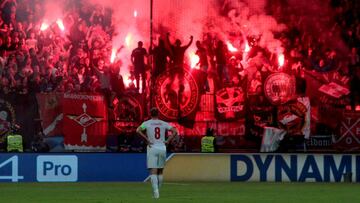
[{"xmin": 149, "ymin": 168, "xmax": 160, "ymax": 198}]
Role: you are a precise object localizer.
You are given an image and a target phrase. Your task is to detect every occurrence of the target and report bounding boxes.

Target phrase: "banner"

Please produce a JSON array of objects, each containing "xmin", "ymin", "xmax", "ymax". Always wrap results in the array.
[
  {"xmin": 62, "ymin": 93, "xmax": 108, "ymax": 151},
  {"xmin": 264, "ymin": 73, "xmax": 296, "ymax": 105},
  {"xmin": 277, "ymin": 97, "xmax": 311, "ymax": 139},
  {"xmin": 304, "ymin": 70, "xmax": 349, "ymax": 129},
  {"xmin": 215, "ymin": 87, "xmax": 245, "ymax": 121},
  {"xmin": 333, "ymin": 111, "xmax": 360, "ymax": 151},
  {"xmin": 36, "ymin": 93, "xmax": 63, "ymax": 136},
  {"xmin": 319, "ymin": 82, "xmax": 350, "ymax": 99},
  {"xmin": 260, "ymin": 127, "xmax": 286, "ymax": 152},
  {"xmin": 247, "ymin": 104, "xmax": 274, "ymax": 137},
  {"xmin": 154, "ymin": 68, "xmax": 200, "ymax": 124},
  {"xmin": 111, "ymin": 93, "xmax": 144, "ymax": 134}
]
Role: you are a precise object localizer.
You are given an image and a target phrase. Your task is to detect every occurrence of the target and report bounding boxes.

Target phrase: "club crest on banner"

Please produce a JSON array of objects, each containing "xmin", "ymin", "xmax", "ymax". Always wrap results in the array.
[
  {"xmin": 63, "ymin": 93, "xmax": 108, "ymax": 151},
  {"xmin": 154, "ymin": 69, "xmax": 199, "ymax": 120},
  {"xmin": 264, "ymin": 73, "xmax": 295, "ymax": 105},
  {"xmin": 215, "ymin": 87, "xmax": 245, "ymax": 120},
  {"xmin": 67, "ymin": 103, "xmax": 103, "ymax": 142}
]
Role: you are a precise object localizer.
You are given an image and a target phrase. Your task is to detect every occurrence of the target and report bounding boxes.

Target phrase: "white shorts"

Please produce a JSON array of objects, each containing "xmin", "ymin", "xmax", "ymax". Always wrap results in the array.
[{"xmin": 147, "ymin": 145, "xmax": 166, "ymax": 169}]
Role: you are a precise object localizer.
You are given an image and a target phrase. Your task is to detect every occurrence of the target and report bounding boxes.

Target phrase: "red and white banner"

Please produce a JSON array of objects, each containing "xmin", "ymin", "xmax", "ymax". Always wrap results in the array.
[
  {"xmin": 261, "ymin": 127, "xmax": 286, "ymax": 152},
  {"xmin": 319, "ymin": 82, "xmax": 350, "ymax": 98},
  {"xmin": 277, "ymin": 97, "xmax": 311, "ymax": 139},
  {"xmin": 62, "ymin": 93, "xmax": 108, "ymax": 151},
  {"xmin": 36, "ymin": 93, "xmax": 63, "ymax": 136}
]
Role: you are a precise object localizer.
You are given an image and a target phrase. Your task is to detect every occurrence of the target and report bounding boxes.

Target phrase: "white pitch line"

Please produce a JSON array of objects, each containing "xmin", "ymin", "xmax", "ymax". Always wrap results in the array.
[{"xmin": 164, "ymin": 183, "xmax": 190, "ymax": 186}]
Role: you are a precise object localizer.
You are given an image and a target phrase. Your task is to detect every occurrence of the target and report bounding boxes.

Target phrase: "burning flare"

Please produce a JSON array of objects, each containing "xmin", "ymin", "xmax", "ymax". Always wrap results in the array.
[
  {"xmin": 40, "ymin": 22, "xmax": 49, "ymax": 31},
  {"xmin": 278, "ymin": 53, "xmax": 285, "ymax": 67},
  {"xmin": 110, "ymin": 48, "xmax": 117, "ymax": 63},
  {"xmin": 226, "ymin": 41, "xmax": 238, "ymax": 52},
  {"xmin": 56, "ymin": 19, "xmax": 65, "ymax": 31},
  {"xmin": 123, "ymin": 74, "xmax": 133, "ymax": 88},
  {"xmin": 125, "ymin": 33, "xmax": 132, "ymax": 48},
  {"xmin": 244, "ymin": 41, "xmax": 250, "ymax": 53},
  {"xmin": 189, "ymin": 52, "xmax": 200, "ymax": 69},
  {"xmin": 134, "ymin": 10, "xmax": 138, "ymax": 18}
]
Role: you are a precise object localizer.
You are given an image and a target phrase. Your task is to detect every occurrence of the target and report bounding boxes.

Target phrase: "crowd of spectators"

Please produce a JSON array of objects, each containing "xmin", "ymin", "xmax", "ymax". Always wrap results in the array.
[
  {"xmin": 0, "ymin": 0, "xmax": 359, "ymax": 152},
  {"xmin": 0, "ymin": 0, "xmax": 124, "ymax": 99},
  {"xmin": 0, "ymin": 0, "xmax": 359, "ymax": 103},
  {"xmin": 272, "ymin": 0, "xmax": 360, "ymax": 105},
  {"xmin": 208, "ymin": 0, "xmax": 360, "ymax": 108}
]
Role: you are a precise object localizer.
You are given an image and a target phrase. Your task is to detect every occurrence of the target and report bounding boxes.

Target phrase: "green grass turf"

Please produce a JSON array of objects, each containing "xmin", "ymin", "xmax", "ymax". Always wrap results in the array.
[{"xmin": 0, "ymin": 182, "xmax": 359, "ymax": 203}]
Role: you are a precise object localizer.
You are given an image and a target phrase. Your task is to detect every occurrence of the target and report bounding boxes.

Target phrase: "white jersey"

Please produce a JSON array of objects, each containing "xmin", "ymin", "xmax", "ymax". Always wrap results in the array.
[{"xmin": 139, "ymin": 118, "xmax": 172, "ymax": 146}]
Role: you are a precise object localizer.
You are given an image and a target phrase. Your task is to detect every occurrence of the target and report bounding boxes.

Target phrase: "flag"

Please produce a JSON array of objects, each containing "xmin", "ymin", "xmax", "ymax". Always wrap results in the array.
[
  {"xmin": 333, "ymin": 111, "xmax": 360, "ymax": 151},
  {"xmin": 260, "ymin": 127, "xmax": 286, "ymax": 152},
  {"xmin": 36, "ymin": 93, "xmax": 63, "ymax": 136},
  {"xmin": 62, "ymin": 93, "xmax": 108, "ymax": 151}
]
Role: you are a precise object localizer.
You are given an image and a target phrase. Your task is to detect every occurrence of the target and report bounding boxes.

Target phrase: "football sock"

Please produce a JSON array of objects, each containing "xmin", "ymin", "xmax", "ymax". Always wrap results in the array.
[
  {"xmin": 158, "ymin": 175, "xmax": 163, "ymax": 188},
  {"xmin": 150, "ymin": 175, "xmax": 159, "ymax": 193}
]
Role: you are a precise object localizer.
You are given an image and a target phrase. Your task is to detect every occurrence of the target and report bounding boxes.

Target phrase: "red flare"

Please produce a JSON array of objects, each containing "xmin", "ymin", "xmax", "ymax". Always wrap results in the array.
[
  {"xmin": 110, "ymin": 48, "xmax": 117, "ymax": 63},
  {"xmin": 226, "ymin": 41, "xmax": 238, "ymax": 52},
  {"xmin": 56, "ymin": 19, "xmax": 65, "ymax": 31},
  {"xmin": 40, "ymin": 22, "xmax": 49, "ymax": 31},
  {"xmin": 244, "ymin": 41, "xmax": 250, "ymax": 53},
  {"xmin": 125, "ymin": 33, "xmax": 132, "ymax": 47},
  {"xmin": 278, "ymin": 53, "xmax": 285, "ymax": 67},
  {"xmin": 189, "ymin": 52, "xmax": 200, "ymax": 69}
]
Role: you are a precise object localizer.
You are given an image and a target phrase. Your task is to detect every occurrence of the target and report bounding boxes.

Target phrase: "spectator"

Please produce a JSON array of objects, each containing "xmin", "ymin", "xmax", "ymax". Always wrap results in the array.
[
  {"xmin": 215, "ymin": 40, "xmax": 229, "ymax": 85},
  {"xmin": 201, "ymin": 127, "xmax": 216, "ymax": 153},
  {"xmin": 150, "ymin": 39, "xmax": 169, "ymax": 79},
  {"xmin": 195, "ymin": 40, "xmax": 210, "ymax": 92},
  {"xmin": 26, "ymin": 31, "xmax": 37, "ymax": 51},
  {"xmin": 131, "ymin": 41, "xmax": 147, "ymax": 93},
  {"xmin": 93, "ymin": 58, "xmax": 112, "ymax": 107},
  {"xmin": 166, "ymin": 33, "xmax": 193, "ymax": 69}
]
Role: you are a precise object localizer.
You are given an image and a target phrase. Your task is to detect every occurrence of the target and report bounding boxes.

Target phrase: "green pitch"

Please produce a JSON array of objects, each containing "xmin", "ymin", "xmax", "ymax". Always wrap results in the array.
[{"xmin": 0, "ymin": 182, "xmax": 359, "ymax": 203}]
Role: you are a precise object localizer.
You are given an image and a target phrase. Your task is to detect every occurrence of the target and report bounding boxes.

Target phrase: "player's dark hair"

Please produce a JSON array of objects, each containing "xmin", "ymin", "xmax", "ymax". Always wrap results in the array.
[{"xmin": 150, "ymin": 107, "xmax": 159, "ymax": 117}]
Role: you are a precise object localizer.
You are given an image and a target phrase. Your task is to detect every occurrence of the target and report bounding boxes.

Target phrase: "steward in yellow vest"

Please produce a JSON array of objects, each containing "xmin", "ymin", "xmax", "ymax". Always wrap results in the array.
[
  {"xmin": 7, "ymin": 134, "xmax": 23, "ymax": 152},
  {"xmin": 201, "ymin": 128, "xmax": 216, "ymax": 153}
]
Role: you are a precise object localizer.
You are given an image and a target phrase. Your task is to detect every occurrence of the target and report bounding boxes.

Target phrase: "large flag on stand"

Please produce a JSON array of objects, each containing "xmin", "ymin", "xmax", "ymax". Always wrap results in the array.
[{"xmin": 62, "ymin": 93, "xmax": 108, "ymax": 151}]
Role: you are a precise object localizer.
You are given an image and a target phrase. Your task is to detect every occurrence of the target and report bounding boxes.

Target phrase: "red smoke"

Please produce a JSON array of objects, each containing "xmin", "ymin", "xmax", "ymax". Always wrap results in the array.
[{"xmin": 41, "ymin": 0, "xmax": 291, "ymax": 77}]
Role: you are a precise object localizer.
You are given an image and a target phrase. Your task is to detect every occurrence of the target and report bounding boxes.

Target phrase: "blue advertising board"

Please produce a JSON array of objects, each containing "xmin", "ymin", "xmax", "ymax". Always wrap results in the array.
[
  {"xmin": 2, "ymin": 153, "xmax": 359, "ymax": 182},
  {"xmin": 0, "ymin": 153, "xmax": 148, "ymax": 182}
]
